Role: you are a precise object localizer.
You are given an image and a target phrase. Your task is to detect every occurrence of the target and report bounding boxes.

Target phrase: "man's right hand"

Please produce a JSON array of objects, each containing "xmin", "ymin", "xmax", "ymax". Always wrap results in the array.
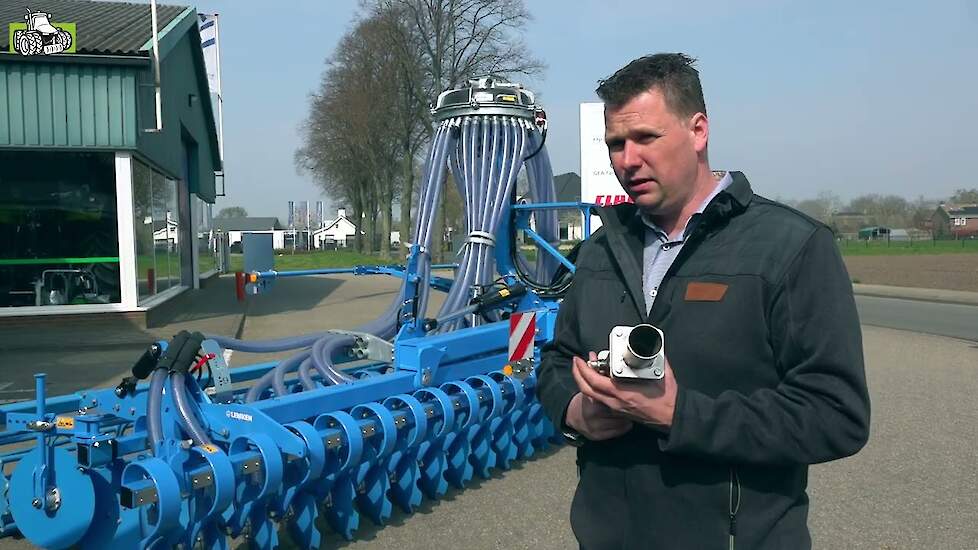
[{"xmin": 565, "ymin": 365, "xmax": 634, "ymax": 441}]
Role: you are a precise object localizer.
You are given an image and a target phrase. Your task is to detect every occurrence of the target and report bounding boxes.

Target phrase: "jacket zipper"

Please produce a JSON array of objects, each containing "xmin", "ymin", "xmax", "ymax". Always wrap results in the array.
[{"xmin": 728, "ymin": 466, "xmax": 741, "ymax": 550}]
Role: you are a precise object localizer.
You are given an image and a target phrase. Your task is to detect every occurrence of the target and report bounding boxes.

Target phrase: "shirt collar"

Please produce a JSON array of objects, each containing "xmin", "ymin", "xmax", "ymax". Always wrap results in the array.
[{"xmin": 640, "ymin": 171, "xmax": 734, "ymax": 241}]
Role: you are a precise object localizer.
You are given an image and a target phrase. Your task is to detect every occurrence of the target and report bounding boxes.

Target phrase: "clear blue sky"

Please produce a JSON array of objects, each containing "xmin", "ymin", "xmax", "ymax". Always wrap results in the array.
[{"xmin": 191, "ymin": 0, "xmax": 978, "ymax": 221}]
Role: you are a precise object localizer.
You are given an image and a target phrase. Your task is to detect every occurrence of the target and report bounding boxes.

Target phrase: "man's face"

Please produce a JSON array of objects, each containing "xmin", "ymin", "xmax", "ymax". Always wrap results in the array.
[{"xmin": 604, "ymin": 88, "xmax": 708, "ymax": 217}]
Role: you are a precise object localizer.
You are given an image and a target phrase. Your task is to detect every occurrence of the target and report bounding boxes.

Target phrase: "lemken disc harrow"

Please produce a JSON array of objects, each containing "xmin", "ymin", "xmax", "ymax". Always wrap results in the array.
[{"xmin": 0, "ymin": 79, "xmax": 592, "ymax": 549}]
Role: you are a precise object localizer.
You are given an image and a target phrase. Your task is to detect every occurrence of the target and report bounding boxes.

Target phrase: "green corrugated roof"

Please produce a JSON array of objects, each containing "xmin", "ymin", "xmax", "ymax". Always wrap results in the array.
[{"xmin": 0, "ymin": 0, "xmax": 186, "ymax": 55}]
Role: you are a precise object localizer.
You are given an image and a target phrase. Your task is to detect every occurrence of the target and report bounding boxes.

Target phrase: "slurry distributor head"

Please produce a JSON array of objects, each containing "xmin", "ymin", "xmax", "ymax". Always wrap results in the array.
[{"xmin": 432, "ymin": 77, "xmax": 539, "ymax": 122}]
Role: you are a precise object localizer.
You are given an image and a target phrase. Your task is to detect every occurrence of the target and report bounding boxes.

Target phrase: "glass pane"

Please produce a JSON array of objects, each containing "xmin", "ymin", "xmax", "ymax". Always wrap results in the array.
[
  {"xmin": 196, "ymin": 197, "xmax": 216, "ymax": 275},
  {"xmin": 132, "ymin": 159, "xmax": 156, "ymax": 300},
  {"xmin": 0, "ymin": 151, "xmax": 120, "ymax": 307},
  {"xmin": 166, "ymin": 178, "xmax": 181, "ymax": 288},
  {"xmin": 151, "ymin": 170, "xmax": 171, "ymax": 292}
]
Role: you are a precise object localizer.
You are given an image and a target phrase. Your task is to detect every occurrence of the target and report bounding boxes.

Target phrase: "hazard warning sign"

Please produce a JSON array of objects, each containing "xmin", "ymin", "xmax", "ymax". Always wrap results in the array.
[{"xmin": 508, "ymin": 311, "xmax": 536, "ymax": 362}]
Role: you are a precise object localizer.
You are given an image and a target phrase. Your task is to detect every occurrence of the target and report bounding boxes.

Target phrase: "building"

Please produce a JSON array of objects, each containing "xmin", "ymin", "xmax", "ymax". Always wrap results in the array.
[
  {"xmin": 213, "ymin": 217, "xmax": 286, "ymax": 250},
  {"xmin": 931, "ymin": 205, "xmax": 978, "ymax": 239},
  {"xmin": 0, "ymin": 0, "xmax": 222, "ymax": 316},
  {"xmin": 553, "ymin": 172, "xmax": 585, "ymax": 241},
  {"xmin": 857, "ymin": 226, "xmax": 892, "ymax": 240},
  {"xmin": 312, "ymin": 208, "xmax": 357, "ymax": 248}
]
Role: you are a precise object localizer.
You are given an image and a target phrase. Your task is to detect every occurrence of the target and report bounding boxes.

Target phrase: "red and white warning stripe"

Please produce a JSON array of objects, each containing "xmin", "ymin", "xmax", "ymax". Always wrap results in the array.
[{"xmin": 508, "ymin": 311, "xmax": 536, "ymax": 362}]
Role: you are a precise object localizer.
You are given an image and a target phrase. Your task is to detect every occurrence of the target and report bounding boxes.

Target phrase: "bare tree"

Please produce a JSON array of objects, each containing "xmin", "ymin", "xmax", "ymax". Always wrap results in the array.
[
  {"xmin": 847, "ymin": 194, "xmax": 912, "ymax": 228},
  {"xmin": 296, "ymin": 15, "xmax": 407, "ymax": 257},
  {"xmin": 299, "ymin": 1, "xmax": 543, "ymax": 260},
  {"xmin": 949, "ymin": 188, "xmax": 978, "ymax": 204},
  {"xmin": 367, "ymin": 0, "xmax": 544, "ymax": 260},
  {"xmin": 216, "ymin": 206, "xmax": 248, "ymax": 219},
  {"xmin": 795, "ymin": 191, "xmax": 842, "ymax": 224}
]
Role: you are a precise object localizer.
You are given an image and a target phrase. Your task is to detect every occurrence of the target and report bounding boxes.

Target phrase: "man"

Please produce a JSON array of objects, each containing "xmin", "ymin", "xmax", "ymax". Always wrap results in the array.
[{"xmin": 537, "ymin": 53, "xmax": 871, "ymax": 549}]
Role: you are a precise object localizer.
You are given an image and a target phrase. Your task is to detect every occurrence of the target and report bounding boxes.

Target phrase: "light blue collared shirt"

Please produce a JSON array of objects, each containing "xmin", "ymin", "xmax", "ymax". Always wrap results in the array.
[{"xmin": 641, "ymin": 172, "xmax": 733, "ymax": 313}]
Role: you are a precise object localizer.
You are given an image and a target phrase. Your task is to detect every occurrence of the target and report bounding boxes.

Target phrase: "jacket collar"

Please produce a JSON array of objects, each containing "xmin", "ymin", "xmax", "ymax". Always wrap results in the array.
[{"xmin": 594, "ymin": 171, "xmax": 754, "ymax": 318}]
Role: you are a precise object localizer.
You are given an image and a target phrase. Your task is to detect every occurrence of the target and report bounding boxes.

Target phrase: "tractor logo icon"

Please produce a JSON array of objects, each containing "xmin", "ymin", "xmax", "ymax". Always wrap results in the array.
[{"xmin": 11, "ymin": 8, "xmax": 74, "ymax": 56}]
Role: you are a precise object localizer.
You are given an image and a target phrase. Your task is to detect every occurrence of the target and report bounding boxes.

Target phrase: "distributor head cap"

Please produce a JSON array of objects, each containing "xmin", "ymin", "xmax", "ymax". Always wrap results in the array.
[{"xmin": 432, "ymin": 77, "xmax": 537, "ymax": 122}]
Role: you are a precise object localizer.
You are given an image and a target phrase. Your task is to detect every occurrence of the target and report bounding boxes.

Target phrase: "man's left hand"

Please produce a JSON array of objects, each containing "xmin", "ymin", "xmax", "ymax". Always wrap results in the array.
[{"xmin": 572, "ymin": 351, "xmax": 679, "ymax": 431}]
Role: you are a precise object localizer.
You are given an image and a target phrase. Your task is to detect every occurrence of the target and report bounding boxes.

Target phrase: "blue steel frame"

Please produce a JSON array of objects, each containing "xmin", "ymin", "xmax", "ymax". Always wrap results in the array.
[{"xmin": 0, "ymin": 203, "xmax": 597, "ymax": 549}]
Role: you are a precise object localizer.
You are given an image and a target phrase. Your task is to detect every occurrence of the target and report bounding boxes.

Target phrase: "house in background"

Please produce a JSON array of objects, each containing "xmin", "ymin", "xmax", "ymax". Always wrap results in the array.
[
  {"xmin": 213, "ymin": 217, "xmax": 286, "ymax": 250},
  {"xmin": 553, "ymin": 172, "xmax": 584, "ymax": 241},
  {"xmin": 0, "ymin": 0, "xmax": 221, "ymax": 317},
  {"xmin": 931, "ymin": 204, "xmax": 978, "ymax": 239},
  {"xmin": 312, "ymin": 208, "xmax": 357, "ymax": 248}
]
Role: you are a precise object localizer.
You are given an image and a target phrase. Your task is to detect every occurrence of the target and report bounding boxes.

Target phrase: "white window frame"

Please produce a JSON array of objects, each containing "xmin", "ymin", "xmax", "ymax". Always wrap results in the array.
[{"xmin": 115, "ymin": 152, "xmax": 139, "ymax": 308}]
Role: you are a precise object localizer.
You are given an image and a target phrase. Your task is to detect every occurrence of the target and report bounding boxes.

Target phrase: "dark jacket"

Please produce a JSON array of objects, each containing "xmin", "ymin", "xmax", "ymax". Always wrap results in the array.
[{"xmin": 537, "ymin": 172, "xmax": 871, "ymax": 550}]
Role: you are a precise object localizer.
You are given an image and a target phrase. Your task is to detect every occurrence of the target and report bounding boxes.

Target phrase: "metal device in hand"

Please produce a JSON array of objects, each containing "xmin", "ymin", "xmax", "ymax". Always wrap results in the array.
[{"xmin": 588, "ymin": 324, "xmax": 666, "ymax": 380}]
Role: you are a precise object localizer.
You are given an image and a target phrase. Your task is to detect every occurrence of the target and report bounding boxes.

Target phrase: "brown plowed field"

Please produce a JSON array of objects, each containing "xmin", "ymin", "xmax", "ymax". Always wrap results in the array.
[{"xmin": 843, "ymin": 254, "xmax": 978, "ymax": 292}]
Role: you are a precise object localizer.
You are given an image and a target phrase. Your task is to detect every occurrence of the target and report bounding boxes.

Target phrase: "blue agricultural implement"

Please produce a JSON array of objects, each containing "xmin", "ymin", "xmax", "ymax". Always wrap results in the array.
[{"xmin": 0, "ymin": 79, "xmax": 595, "ymax": 549}]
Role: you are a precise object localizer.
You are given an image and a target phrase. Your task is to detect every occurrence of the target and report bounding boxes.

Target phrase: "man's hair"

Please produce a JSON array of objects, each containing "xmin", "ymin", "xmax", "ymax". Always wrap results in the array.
[{"xmin": 596, "ymin": 53, "xmax": 706, "ymax": 118}]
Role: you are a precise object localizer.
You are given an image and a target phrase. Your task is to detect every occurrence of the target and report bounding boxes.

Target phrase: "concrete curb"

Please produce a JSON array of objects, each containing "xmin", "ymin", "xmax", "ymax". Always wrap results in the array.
[{"xmin": 852, "ymin": 284, "xmax": 978, "ymax": 307}]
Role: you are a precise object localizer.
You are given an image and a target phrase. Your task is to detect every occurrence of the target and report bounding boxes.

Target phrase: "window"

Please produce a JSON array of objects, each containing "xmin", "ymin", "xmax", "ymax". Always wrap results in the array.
[
  {"xmin": 132, "ymin": 160, "xmax": 155, "ymax": 300},
  {"xmin": 132, "ymin": 158, "xmax": 184, "ymax": 302},
  {"xmin": 0, "ymin": 151, "xmax": 120, "ymax": 307},
  {"xmin": 193, "ymin": 196, "xmax": 218, "ymax": 275},
  {"xmin": 953, "ymin": 218, "xmax": 967, "ymax": 226}
]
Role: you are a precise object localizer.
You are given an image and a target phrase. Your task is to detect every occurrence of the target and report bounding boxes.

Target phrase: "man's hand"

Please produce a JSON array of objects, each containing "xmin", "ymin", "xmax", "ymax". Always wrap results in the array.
[
  {"xmin": 572, "ymin": 352, "xmax": 679, "ymax": 431},
  {"xmin": 564, "ymin": 390, "xmax": 633, "ymax": 441}
]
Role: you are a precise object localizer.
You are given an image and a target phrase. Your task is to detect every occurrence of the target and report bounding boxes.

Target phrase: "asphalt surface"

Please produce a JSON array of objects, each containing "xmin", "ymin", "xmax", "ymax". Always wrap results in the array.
[
  {"xmin": 1, "ymin": 277, "xmax": 977, "ymax": 549},
  {"xmin": 290, "ymin": 325, "xmax": 978, "ymax": 550},
  {"xmin": 855, "ymin": 295, "xmax": 978, "ymax": 342}
]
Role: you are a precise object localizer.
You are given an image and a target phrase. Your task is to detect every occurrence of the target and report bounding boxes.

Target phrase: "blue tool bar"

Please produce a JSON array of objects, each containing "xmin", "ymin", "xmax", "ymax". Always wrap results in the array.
[
  {"xmin": 253, "ymin": 267, "xmax": 358, "ymax": 279},
  {"xmin": 520, "ymin": 226, "xmax": 576, "ymax": 273},
  {"xmin": 0, "ymin": 392, "xmax": 80, "ymax": 422},
  {"xmin": 250, "ymin": 371, "xmax": 418, "ymax": 423},
  {"xmin": 511, "ymin": 201, "xmax": 598, "ymax": 212},
  {"xmin": 251, "ymin": 263, "xmax": 460, "ymax": 281}
]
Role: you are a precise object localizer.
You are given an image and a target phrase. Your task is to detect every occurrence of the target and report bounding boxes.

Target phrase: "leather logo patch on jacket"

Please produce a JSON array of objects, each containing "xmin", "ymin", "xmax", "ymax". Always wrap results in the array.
[{"xmin": 685, "ymin": 281, "xmax": 728, "ymax": 301}]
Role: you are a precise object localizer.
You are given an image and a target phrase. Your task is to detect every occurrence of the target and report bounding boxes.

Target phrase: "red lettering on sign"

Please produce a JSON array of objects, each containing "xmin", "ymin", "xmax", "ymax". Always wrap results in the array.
[{"xmin": 592, "ymin": 194, "xmax": 634, "ymax": 206}]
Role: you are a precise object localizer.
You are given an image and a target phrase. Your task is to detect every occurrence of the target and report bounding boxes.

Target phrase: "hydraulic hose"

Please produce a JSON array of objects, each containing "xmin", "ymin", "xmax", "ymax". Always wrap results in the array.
[
  {"xmin": 146, "ymin": 367, "xmax": 167, "ymax": 453},
  {"xmin": 245, "ymin": 368, "xmax": 277, "ymax": 403},
  {"xmin": 217, "ymin": 107, "xmax": 554, "ymax": 400},
  {"xmin": 312, "ymin": 335, "xmax": 357, "ymax": 385},
  {"xmin": 170, "ymin": 371, "xmax": 213, "ymax": 446},
  {"xmin": 297, "ymin": 357, "xmax": 319, "ymax": 391},
  {"xmin": 206, "ymin": 332, "xmax": 329, "ymax": 353},
  {"xmin": 272, "ymin": 350, "xmax": 312, "ymax": 397}
]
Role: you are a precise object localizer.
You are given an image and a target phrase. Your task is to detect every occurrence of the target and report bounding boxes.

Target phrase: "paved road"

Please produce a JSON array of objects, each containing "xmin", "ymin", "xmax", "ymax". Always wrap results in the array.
[
  {"xmin": 2, "ymin": 278, "xmax": 977, "ymax": 549},
  {"xmin": 856, "ymin": 295, "xmax": 978, "ymax": 342}
]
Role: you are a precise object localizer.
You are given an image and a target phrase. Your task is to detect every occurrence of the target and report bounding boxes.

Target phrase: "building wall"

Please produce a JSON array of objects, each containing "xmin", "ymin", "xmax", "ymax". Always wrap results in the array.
[
  {"xmin": 0, "ymin": 60, "xmax": 140, "ymax": 148},
  {"xmin": 951, "ymin": 218, "xmax": 978, "ymax": 238},
  {"xmin": 136, "ymin": 20, "xmax": 220, "ymax": 202},
  {"xmin": 0, "ymin": 12, "xmax": 219, "ymax": 202},
  {"xmin": 228, "ymin": 230, "xmax": 285, "ymax": 249}
]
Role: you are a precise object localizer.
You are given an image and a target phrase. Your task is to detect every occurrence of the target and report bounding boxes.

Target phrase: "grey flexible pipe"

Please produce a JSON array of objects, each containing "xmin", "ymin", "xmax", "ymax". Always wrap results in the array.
[
  {"xmin": 222, "ymin": 115, "xmax": 552, "ymax": 402},
  {"xmin": 272, "ymin": 350, "xmax": 312, "ymax": 397},
  {"xmin": 146, "ymin": 367, "xmax": 167, "ymax": 453},
  {"xmin": 206, "ymin": 332, "xmax": 328, "ymax": 353},
  {"xmin": 297, "ymin": 357, "xmax": 319, "ymax": 391},
  {"xmin": 245, "ymin": 367, "xmax": 277, "ymax": 403},
  {"xmin": 170, "ymin": 372, "xmax": 213, "ymax": 446},
  {"xmin": 312, "ymin": 335, "xmax": 356, "ymax": 384}
]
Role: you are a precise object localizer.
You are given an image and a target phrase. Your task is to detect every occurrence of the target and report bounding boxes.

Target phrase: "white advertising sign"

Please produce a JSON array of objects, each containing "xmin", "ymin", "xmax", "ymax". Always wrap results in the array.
[{"xmin": 580, "ymin": 102, "xmax": 632, "ymax": 231}]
